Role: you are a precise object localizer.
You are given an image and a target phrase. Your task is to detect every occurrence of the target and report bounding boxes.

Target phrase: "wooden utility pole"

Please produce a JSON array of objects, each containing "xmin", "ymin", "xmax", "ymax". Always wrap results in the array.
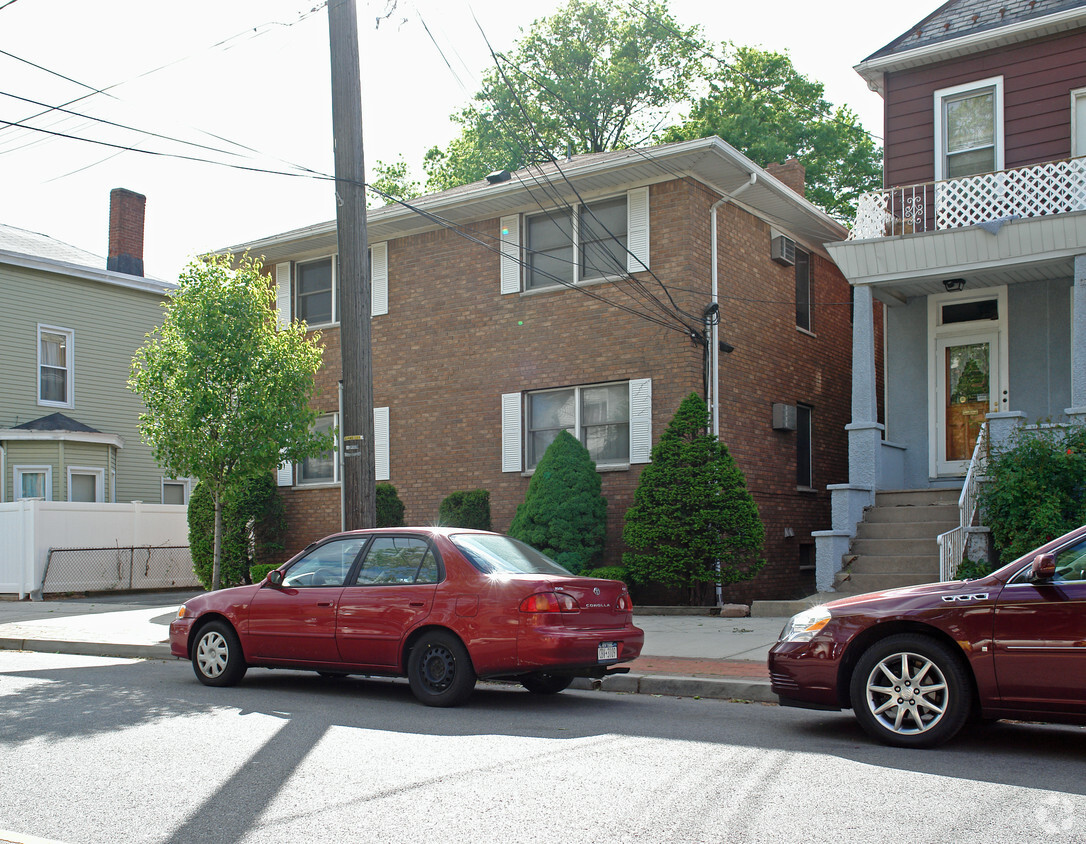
[{"xmin": 328, "ymin": 0, "xmax": 375, "ymax": 530}]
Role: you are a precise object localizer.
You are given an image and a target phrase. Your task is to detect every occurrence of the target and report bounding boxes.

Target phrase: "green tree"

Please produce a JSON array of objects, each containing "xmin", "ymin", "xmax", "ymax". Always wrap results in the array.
[
  {"xmin": 662, "ymin": 45, "xmax": 882, "ymax": 220},
  {"xmin": 130, "ymin": 254, "xmax": 331, "ymax": 590},
  {"xmin": 438, "ymin": 490, "xmax": 493, "ymax": 531},
  {"xmin": 368, "ymin": 157, "xmax": 421, "ymax": 208},
  {"xmin": 376, "ymin": 483, "xmax": 406, "ymax": 527},
  {"xmin": 623, "ymin": 393, "xmax": 764, "ymax": 603},
  {"xmin": 508, "ymin": 430, "xmax": 607, "ymax": 573},
  {"xmin": 424, "ymin": 0, "xmax": 704, "ymax": 191},
  {"xmin": 978, "ymin": 423, "xmax": 1086, "ymax": 566}
]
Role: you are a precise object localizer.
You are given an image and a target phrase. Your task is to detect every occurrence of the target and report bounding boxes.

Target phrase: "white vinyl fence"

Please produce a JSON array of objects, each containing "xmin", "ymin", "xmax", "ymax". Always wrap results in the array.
[{"xmin": 0, "ymin": 500, "xmax": 193, "ymax": 598}]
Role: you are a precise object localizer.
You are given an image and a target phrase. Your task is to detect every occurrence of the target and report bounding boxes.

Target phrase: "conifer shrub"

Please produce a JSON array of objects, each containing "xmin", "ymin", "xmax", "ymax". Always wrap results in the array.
[
  {"xmin": 376, "ymin": 483, "xmax": 407, "ymax": 527},
  {"xmin": 438, "ymin": 489, "xmax": 493, "ymax": 530},
  {"xmin": 623, "ymin": 392, "xmax": 764, "ymax": 603},
  {"xmin": 507, "ymin": 430, "xmax": 607, "ymax": 573}
]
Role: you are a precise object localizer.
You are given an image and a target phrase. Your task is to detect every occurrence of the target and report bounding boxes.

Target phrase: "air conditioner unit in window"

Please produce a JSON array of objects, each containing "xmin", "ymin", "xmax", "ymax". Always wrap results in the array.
[
  {"xmin": 771, "ymin": 235, "xmax": 796, "ymax": 267},
  {"xmin": 772, "ymin": 403, "xmax": 797, "ymax": 431}
]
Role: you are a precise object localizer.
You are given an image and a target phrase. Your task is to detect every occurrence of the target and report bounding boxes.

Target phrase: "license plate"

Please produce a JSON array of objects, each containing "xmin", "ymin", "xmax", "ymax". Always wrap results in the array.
[{"xmin": 598, "ymin": 641, "xmax": 618, "ymax": 662}]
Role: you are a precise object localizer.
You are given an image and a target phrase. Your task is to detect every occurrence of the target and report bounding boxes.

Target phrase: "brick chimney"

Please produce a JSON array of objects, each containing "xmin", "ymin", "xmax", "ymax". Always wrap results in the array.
[
  {"xmin": 766, "ymin": 159, "xmax": 806, "ymax": 198},
  {"xmin": 107, "ymin": 188, "xmax": 146, "ymax": 277}
]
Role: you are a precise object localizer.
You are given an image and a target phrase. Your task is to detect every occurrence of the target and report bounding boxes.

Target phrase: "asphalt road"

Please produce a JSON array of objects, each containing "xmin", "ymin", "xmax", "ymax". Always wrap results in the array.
[{"xmin": 1, "ymin": 651, "xmax": 1084, "ymax": 844}]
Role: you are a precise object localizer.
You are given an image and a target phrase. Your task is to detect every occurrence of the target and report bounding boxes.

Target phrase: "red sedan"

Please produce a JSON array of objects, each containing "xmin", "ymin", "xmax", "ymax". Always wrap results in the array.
[
  {"xmin": 769, "ymin": 524, "xmax": 1086, "ymax": 747},
  {"xmin": 170, "ymin": 528, "xmax": 643, "ymax": 706}
]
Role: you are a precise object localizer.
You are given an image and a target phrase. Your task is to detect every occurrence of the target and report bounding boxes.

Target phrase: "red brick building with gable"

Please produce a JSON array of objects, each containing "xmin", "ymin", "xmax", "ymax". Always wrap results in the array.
[{"xmin": 229, "ymin": 136, "xmax": 873, "ymax": 602}]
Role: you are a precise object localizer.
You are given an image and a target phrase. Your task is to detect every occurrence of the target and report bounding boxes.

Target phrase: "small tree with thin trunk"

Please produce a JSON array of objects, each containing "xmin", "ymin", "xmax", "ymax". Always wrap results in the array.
[
  {"xmin": 130, "ymin": 254, "xmax": 331, "ymax": 590},
  {"xmin": 623, "ymin": 393, "xmax": 764, "ymax": 603}
]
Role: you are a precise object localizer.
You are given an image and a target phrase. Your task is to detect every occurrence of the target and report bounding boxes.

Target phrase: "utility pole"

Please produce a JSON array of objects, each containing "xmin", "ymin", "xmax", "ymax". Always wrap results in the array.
[{"xmin": 328, "ymin": 0, "xmax": 375, "ymax": 530}]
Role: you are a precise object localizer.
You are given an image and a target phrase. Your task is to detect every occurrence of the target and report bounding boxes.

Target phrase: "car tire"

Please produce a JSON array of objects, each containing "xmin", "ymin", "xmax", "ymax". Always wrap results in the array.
[
  {"xmin": 192, "ymin": 620, "xmax": 248, "ymax": 687},
  {"xmin": 407, "ymin": 631, "xmax": 476, "ymax": 707},
  {"xmin": 520, "ymin": 673, "xmax": 574, "ymax": 695},
  {"xmin": 849, "ymin": 633, "xmax": 971, "ymax": 748}
]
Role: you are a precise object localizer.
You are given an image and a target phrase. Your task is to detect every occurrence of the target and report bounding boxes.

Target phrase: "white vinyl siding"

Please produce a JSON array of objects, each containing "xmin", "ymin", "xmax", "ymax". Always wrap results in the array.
[{"xmin": 371, "ymin": 242, "xmax": 388, "ymax": 317}]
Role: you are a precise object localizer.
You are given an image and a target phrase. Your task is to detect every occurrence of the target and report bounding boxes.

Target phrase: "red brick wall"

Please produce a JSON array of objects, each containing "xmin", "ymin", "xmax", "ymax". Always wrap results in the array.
[{"xmin": 275, "ymin": 177, "xmax": 857, "ymax": 601}]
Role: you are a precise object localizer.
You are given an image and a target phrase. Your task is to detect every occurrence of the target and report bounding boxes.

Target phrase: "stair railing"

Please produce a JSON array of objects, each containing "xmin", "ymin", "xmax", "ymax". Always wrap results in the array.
[{"xmin": 937, "ymin": 422, "xmax": 988, "ymax": 581}]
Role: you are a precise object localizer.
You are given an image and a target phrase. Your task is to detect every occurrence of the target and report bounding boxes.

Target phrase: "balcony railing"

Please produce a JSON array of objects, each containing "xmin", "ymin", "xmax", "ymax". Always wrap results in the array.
[{"xmin": 849, "ymin": 156, "xmax": 1086, "ymax": 240}]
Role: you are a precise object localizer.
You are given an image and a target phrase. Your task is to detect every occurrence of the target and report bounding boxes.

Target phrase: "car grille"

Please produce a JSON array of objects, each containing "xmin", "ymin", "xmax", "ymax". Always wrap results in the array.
[{"xmin": 769, "ymin": 671, "xmax": 798, "ymax": 692}]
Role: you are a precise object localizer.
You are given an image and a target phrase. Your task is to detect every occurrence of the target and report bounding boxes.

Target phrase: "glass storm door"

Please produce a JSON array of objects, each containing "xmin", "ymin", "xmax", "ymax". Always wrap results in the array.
[{"xmin": 936, "ymin": 334, "xmax": 998, "ymax": 474}]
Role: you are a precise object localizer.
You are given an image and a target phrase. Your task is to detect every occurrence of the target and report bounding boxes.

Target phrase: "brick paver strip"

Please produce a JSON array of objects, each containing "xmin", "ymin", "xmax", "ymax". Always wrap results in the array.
[{"xmin": 627, "ymin": 655, "xmax": 769, "ymax": 679}]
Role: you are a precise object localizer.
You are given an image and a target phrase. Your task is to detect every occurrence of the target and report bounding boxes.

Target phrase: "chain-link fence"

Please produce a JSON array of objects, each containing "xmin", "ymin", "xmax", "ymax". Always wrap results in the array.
[{"xmin": 41, "ymin": 546, "xmax": 198, "ymax": 595}]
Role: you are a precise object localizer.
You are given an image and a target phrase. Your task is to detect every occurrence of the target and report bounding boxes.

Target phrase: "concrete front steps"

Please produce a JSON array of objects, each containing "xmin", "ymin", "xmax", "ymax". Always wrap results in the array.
[{"xmin": 751, "ymin": 488, "xmax": 961, "ymax": 618}]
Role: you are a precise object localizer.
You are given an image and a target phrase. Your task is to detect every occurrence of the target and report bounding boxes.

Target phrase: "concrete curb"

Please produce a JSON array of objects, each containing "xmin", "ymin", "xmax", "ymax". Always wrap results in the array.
[{"xmin": 0, "ymin": 638, "xmax": 776, "ymax": 704}]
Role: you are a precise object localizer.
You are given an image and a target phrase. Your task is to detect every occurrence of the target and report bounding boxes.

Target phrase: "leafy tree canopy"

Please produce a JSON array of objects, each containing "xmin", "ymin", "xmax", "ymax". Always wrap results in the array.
[
  {"xmin": 661, "ymin": 44, "xmax": 882, "ymax": 220},
  {"xmin": 368, "ymin": 157, "xmax": 421, "ymax": 208},
  {"xmin": 130, "ymin": 253, "xmax": 332, "ymax": 588},
  {"xmin": 424, "ymin": 0, "xmax": 704, "ymax": 191}
]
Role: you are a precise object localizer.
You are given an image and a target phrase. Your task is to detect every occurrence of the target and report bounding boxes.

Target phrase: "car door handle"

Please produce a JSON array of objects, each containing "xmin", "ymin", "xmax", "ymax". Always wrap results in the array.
[
  {"xmin": 317, "ymin": 602, "xmax": 335, "ymax": 608},
  {"xmin": 409, "ymin": 601, "xmax": 425, "ymax": 607}
]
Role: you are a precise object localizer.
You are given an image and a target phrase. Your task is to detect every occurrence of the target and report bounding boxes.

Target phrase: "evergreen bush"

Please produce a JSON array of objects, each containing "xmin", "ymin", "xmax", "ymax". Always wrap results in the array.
[
  {"xmin": 978, "ymin": 422, "xmax": 1086, "ymax": 566},
  {"xmin": 508, "ymin": 431, "xmax": 607, "ymax": 573},
  {"xmin": 376, "ymin": 483, "xmax": 406, "ymax": 527},
  {"xmin": 438, "ymin": 489, "xmax": 492, "ymax": 530},
  {"xmin": 623, "ymin": 392, "xmax": 764, "ymax": 603}
]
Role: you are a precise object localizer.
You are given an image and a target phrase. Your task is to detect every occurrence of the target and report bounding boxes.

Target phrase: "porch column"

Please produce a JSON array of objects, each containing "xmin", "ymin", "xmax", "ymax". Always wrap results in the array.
[{"xmin": 1068, "ymin": 255, "xmax": 1086, "ymax": 420}]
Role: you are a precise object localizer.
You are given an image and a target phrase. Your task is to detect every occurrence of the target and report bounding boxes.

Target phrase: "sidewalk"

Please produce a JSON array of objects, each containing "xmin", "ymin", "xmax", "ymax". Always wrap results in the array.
[{"xmin": 0, "ymin": 594, "xmax": 785, "ymax": 703}]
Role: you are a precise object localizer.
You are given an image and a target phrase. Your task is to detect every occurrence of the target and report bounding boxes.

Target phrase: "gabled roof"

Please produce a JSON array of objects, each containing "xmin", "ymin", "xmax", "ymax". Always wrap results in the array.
[
  {"xmin": 0, "ymin": 223, "xmax": 175, "ymax": 295},
  {"xmin": 855, "ymin": 0, "xmax": 1086, "ymax": 94},
  {"xmin": 219, "ymin": 137, "xmax": 848, "ymax": 265},
  {"xmin": 12, "ymin": 412, "xmax": 101, "ymax": 433}
]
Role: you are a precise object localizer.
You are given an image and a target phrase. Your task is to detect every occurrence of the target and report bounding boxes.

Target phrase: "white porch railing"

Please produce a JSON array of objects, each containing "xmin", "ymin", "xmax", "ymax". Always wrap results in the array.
[
  {"xmin": 849, "ymin": 156, "xmax": 1086, "ymax": 240},
  {"xmin": 937, "ymin": 422, "xmax": 988, "ymax": 581}
]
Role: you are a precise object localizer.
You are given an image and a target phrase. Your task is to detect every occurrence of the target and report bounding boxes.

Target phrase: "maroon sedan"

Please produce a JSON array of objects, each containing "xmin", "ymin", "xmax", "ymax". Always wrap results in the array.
[
  {"xmin": 170, "ymin": 528, "xmax": 643, "ymax": 707},
  {"xmin": 769, "ymin": 524, "xmax": 1086, "ymax": 747}
]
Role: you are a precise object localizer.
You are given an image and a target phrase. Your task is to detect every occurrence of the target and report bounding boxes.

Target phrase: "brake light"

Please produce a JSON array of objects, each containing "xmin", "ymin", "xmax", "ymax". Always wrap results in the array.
[
  {"xmin": 616, "ymin": 593, "xmax": 632, "ymax": 612},
  {"xmin": 519, "ymin": 591, "xmax": 579, "ymax": 613}
]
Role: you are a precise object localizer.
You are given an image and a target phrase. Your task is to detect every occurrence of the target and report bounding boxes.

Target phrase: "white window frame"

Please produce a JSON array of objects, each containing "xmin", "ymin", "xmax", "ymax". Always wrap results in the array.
[
  {"xmin": 1073, "ymin": 87, "xmax": 1086, "ymax": 159},
  {"xmin": 296, "ymin": 412, "xmax": 340, "ymax": 487},
  {"xmin": 68, "ymin": 466, "xmax": 104, "ymax": 503},
  {"xmin": 934, "ymin": 76, "xmax": 1004, "ymax": 181},
  {"xmin": 14, "ymin": 465, "xmax": 52, "ymax": 501},
  {"xmin": 162, "ymin": 477, "xmax": 192, "ymax": 505},
  {"xmin": 37, "ymin": 324, "xmax": 74, "ymax": 408},
  {"xmin": 294, "ymin": 256, "xmax": 337, "ymax": 327}
]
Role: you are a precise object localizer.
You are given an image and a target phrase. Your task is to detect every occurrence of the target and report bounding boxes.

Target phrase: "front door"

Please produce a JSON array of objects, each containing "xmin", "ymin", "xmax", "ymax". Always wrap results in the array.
[{"xmin": 935, "ymin": 333, "xmax": 999, "ymax": 475}]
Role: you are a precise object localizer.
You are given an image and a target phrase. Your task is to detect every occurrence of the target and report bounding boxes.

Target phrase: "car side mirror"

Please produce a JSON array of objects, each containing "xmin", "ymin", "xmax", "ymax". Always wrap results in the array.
[
  {"xmin": 266, "ymin": 569, "xmax": 285, "ymax": 587},
  {"xmin": 1029, "ymin": 553, "xmax": 1056, "ymax": 583}
]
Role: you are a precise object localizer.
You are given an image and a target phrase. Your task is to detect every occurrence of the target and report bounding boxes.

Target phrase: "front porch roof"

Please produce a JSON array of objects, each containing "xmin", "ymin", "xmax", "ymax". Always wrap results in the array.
[
  {"xmin": 825, "ymin": 210, "xmax": 1086, "ymax": 302},
  {"xmin": 1, "ymin": 413, "xmax": 123, "ymax": 449}
]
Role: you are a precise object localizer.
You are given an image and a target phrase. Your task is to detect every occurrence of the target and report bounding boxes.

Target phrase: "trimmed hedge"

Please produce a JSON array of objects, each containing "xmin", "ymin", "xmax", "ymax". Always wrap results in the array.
[{"xmin": 438, "ymin": 489, "xmax": 492, "ymax": 530}]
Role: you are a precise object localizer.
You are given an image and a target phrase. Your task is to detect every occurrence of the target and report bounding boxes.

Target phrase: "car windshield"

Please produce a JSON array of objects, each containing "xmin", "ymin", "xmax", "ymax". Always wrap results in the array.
[{"xmin": 452, "ymin": 534, "xmax": 572, "ymax": 576}]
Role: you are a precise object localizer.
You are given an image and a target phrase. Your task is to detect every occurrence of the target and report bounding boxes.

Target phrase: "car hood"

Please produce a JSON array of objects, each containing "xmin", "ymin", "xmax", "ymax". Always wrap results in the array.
[
  {"xmin": 185, "ymin": 582, "xmax": 263, "ymax": 611},
  {"xmin": 820, "ymin": 575, "xmax": 1001, "ymax": 615}
]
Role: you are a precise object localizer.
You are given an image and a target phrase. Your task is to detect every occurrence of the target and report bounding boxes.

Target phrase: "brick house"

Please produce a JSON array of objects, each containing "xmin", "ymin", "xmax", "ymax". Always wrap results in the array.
[
  {"xmin": 228, "ymin": 136, "xmax": 862, "ymax": 602},
  {"xmin": 816, "ymin": 0, "xmax": 1086, "ymax": 595}
]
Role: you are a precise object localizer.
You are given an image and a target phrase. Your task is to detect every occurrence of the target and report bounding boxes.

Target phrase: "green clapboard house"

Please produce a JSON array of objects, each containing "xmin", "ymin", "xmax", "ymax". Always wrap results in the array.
[{"xmin": 0, "ymin": 189, "xmax": 180, "ymax": 506}]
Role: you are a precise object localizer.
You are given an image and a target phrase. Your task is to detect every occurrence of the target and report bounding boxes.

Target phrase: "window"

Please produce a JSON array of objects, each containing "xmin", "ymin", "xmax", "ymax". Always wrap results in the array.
[
  {"xmin": 795, "ymin": 249, "xmax": 812, "ymax": 332},
  {"xmin": 355, "ymin": 537, "xmax": 440, "ymax": 585},
  {"xmin": 68, "ymin": 468, "xmax": 103, "ymax": 502},
  {"xmin": 297, "ymin": 413, "xmax": 338, "ymax": 485},
  {"xmin": 1073, "ymin": 88, "xmax": 1086, "ymax": 159},
  {"xmin": 295, "ymin": 258, "xmax": 334, "ymax": 325},
  {"xmin": 935, "ymin": 78, "xmax": 1003, "ymax": 180},
  {"xmin": 526, "ymin": 382, "xmax": 630, "ymax": 469},
  {"xmin": 526, "ymin": 195, "xmax": 628, "ymax": 290},
  {"xmin": 38, "ymin": 325, "xmax": 73, "ymax": 407},
  {"xmin": 15, "ymin": 466, "xmax": 51, "ymax": 500},
  {"xmin": 796, "ymin": 404, "xmax": 813, "ymax": 488},
  {"xmin": 163, "ymin": 478, "xmax": 191, "ymax": 505},
  {"xmin": 283, "ymin": 537, "xmax": 366, "ymax": 587}
]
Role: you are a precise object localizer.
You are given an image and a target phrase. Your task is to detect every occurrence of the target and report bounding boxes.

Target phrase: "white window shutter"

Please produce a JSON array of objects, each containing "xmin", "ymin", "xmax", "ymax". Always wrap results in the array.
[
  {"xmin": 629, "ymin": 378, "xmax": 652, "ymax": 464},
  {"xmin": 374, "ymin": 406, "xmax": 390, "ymax": 481},
  {"xmin": 627, "ymin": 187, "xmax": 650, "ymax": 273},
  {"xmin": 501, "ymin": 392, "xmax": 522, "ymax": 472},
  {"xmin": 371, "ymin": 242, "xmax": 388, "ymax": 317},
  {"xmin": 499, "ymin": 215, "xmax": 521, "ymax": 295},
  {"xmin": 275, "ymin": 262, "xmax": 291, "ymax": 328},
  {"xmin": 277, "ymin": 460, "xmax": 293, "ymax": 487}
]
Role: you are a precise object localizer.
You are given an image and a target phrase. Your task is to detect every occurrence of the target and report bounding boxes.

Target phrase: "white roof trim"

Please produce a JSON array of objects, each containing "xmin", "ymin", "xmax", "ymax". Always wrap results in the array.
[
  {"xmin": 0, "ymin": 249, "xmax": 176, "ymax": 295},
  {"xmin": 856, "ymin": 7, "xmax": 1086, "ymax": 95},
  {"xmin": 0, "ymin": 429, "xmax": 125, "ymax": 449}
]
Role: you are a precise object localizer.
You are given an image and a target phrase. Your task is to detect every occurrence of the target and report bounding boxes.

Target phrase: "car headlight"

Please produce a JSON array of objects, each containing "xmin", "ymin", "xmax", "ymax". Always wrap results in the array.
[
  {"xmin": 176, "ymin": 604, "xmax": 192, "ymax": 619},
  {"xmin": 779, "ymin": 606, "xmax": 831, "ymax": 642}
]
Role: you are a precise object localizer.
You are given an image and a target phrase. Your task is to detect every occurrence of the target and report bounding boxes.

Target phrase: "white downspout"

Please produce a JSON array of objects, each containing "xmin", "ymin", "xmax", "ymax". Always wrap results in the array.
[
  {"xmin": 711, "ymin": 172, "xmax": 756, "ymax": 606},
  {"xmin": 338, "ymin": 380, "xmax": 345, "ymax": 532}
]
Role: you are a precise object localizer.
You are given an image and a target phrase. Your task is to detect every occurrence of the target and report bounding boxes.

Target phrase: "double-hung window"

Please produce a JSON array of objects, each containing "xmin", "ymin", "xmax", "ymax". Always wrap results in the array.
[
  {"xmin": 526, "ymin": 383, "xmax": 630, "ymax": 469},
  {"xmin": 795, "ymin": 249, "xmax": 813, "ymax": 333},
  {"xmin": 295, "ymin": 257, "xmax": 335, "ymax": 325},
  {"xmin": 276, "ymin": 244, "xmax": 388, "ymax": 328},
  {"xmin": 935, "ymin": 77, "xmax": 1003, "ymax": 180},
  {"xmin": 38, "ymin": 325, "xmax": 73, "ymax": 407},
  {"xmin": 298, "ymin": 413, "xmax": 339, "ymax": 485}
]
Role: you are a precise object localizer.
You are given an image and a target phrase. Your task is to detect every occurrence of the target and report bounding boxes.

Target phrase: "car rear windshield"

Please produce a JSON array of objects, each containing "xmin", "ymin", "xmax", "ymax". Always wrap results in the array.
[{"xmin": 451, "ymin": 534, "xmax": 572, "ymax": 576}]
